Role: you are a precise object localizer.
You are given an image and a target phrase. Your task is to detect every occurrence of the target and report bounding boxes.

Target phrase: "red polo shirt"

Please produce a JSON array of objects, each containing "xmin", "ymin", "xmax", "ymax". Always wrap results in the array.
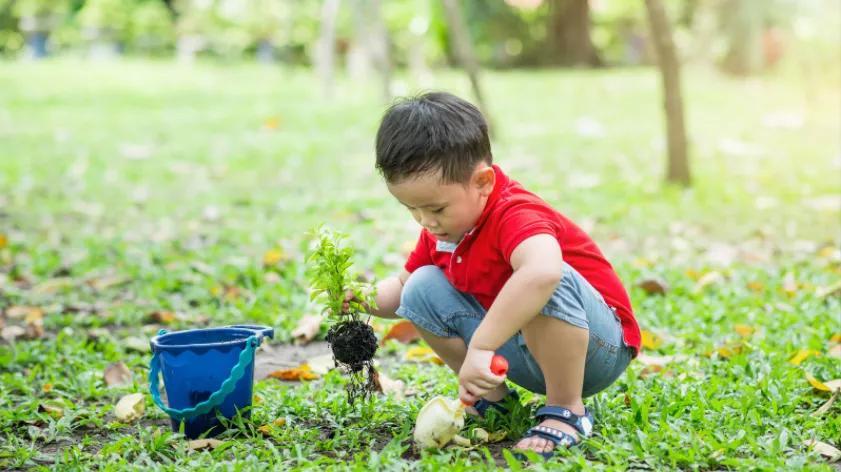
[{"xmin": 404, "ymin": 165, "xmax": 640, "ymax": 355}]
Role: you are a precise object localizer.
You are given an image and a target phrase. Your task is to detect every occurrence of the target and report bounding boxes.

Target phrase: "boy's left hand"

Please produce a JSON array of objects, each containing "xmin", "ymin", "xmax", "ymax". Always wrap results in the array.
[{"xmin": 458, "ymin": 347, "xmax": 506, "ymax": 405}]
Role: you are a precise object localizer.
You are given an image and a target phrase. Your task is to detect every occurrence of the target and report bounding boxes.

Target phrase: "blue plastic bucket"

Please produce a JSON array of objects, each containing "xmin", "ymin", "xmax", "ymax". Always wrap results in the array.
[{"xmin": 149, "ymin": 325, "xmax": 273, "ymax": 438}]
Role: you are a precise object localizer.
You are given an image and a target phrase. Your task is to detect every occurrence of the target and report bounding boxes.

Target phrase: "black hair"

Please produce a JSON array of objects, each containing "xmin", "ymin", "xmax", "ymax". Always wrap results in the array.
[{"xmin": 375, "ymin": 91, "xmax": 492, "ymax": 184}]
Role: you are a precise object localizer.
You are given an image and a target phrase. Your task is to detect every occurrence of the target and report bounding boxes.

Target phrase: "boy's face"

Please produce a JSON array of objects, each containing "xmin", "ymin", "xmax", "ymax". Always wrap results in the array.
[{"xmin": 387, "ymin": 164, "xmax": 495, "ymax": 243}]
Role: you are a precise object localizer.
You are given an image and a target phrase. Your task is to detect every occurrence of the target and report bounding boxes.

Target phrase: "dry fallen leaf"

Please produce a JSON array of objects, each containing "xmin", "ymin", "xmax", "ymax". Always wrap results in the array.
[
  {"xmin": 104, "ymin": 362, "xmax": 133, "ymax": 387},
  {"xmin": 267, "ymin": 364, "xmax": 319, "ymax": 381},
  {"xmin": 187, "ymin": 438, "xmax": 224, "ymax": 451},
  {"xmin": 734, "ymin": 324, "xmax": 755, "ymax": 338},
  {"xmin": 88, "ymin": 274, "xmax": 129, "ymax": 291},
  {"xmin": 805, "ymin": 439, "xmax": 841, "ymax": 462},
  {"xmin": 258, "ymin": 417, "xmax": 287, "ymax": 435},
  {"xmin": 813, "ymin": 390, "xmax": 839, "ymax": 417},
  {"xmin": 0, "ymin": 233, "xmax": 7, "ymax": 248},
  {"xmin": 262, "ymin": 116, "xmax": 281, "ymax": 130},
  {"xmin": 451, "ymin": 434, "xmax": 471, "ymax": 447},
  {"xmin": 746, "ymin": 281, "xmax": 765, "ymax": 292},
  {"xmin": 124, "ymin": 336, "xmax": 150, "ymax": 353},
  {"xmin": 693, "ymin": 271, "xmax": 724, "ymax": 293},
  {"xmin": 381, "ymin": 320, "xmax": 421, "ymax": 345},
  {"xmin": 472, "ymin": 428, "xmax": 489, "ymax": 443},
  {"xmin": 42, "ymin": 383, "xmax": 52, "ymax": 393},
  {"xmin": 640, "ymin": 330, "xmax": 663, "ymax": 350},
  {"xmin": 708, "ymin": 341, "xmax": 744, "ymax": 359},
  {"xmin": 806, "ymin": 373, "xmax": 841, "ymax": 393},
  {"xmin": 789, "ymin": 349, "xmax": 821, "ymax": 366},
  {"xmin": 832, "ymin": 334, "xmax": 841, "ymax": 344},
  {"xmin": 6, "ymin": 306, "xmax": 42, "ymax": 320},
  {"xmin": 404, "ymin": 347, "xmax": 444, "ymax": 365},
  {"xmin": 262, "ymin": 248, "xmax": 287, "ymax": 267},
  {"xmin": 829, "ymin": 344, "xmax": 841, "ymax": 360},
  {"xmin": 25, "ymin": 317, "xmax": 44, "ymax": 339},
  {"xmin": 114, "ymin": 393, "xmax": 145, "ymax": 422},
  {"xmin": 372, "ymin": 371, "xmax": 406, "ymax": 399},
  {"xmin": 291, "ymin": 315, "xmax": 323, "ymax": 345},
  {"xmin": 781, "ymin": 273, "xmax": 799, "ymax": 296},
  {"xmin": 1, "ymin": 325, "xmax": 25, "ymax": 342},
  {"xmin": 38, "ymin": 401, "xmax": 64, "ymax": 418},
  {"xmin": 816, "ymin": 280, "xmax": 841, "ymax": 299},
  {"xmin": 636, "ymin": 278, "xmax": 669, "ymax": 295},
  {"xmin": 306, "ymin": 354, "xmax": 335, "ymax": 376},
  {"xmin": 148, "ymin": 311, "xmax": 176, "ymax": 324}
]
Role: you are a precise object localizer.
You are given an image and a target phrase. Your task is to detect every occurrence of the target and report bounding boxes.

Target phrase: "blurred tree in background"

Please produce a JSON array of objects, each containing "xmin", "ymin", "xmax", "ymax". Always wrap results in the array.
[{"xmin": 0, "ymin": 0, "xmax": 836, "ymax": 78}]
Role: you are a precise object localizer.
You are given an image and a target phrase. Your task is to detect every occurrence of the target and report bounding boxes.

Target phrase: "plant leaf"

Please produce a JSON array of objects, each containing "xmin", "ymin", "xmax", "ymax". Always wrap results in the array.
[{"xmin": 789, "ymin": 349, "xmax": 821, "ymax": 366}]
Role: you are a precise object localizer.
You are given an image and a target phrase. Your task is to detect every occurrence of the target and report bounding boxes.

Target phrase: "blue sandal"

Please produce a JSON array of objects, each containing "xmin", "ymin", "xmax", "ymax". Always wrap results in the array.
[
  {"xmin": 471, "ymin": 390, "xmax": 520, "ymax": 418},
  {"xmin": 514, "ymin": 405, "xmax": 594, "ymax": 460}
]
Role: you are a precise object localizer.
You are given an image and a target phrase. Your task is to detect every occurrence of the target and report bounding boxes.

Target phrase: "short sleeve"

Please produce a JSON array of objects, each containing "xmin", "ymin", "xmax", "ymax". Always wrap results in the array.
[
  {"xmin": 404, "ymin": 230, "xmax": 434, "ymax": 273},
  {"xmin": 497, "ymin": 204, "xmax": 562, "ymax": 264}
]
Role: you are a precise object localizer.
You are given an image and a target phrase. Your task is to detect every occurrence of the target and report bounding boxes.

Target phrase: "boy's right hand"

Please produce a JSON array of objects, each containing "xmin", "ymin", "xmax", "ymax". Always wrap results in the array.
[{"xmin": 340, "ymin": 288, "xmax": 372, "ymax": 314}]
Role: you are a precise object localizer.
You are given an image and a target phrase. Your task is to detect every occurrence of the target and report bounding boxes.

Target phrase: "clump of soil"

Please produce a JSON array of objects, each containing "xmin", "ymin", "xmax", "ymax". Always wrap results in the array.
[{"xmin": 326, "ymin": 318, "xmax": 378, "ymax": 402}]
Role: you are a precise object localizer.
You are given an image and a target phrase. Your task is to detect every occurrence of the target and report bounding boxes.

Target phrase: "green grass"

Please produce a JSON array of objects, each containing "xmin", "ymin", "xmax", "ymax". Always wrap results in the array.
[{"xmin": 0, "ymin": 59, "xmax": 839, "ymax": 470}]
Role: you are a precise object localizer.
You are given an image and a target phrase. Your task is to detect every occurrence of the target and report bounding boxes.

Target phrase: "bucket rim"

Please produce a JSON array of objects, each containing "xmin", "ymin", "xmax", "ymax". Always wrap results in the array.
[{"xmin": 150, "ymin": 327, "xmax": 259, "ymax": 352}]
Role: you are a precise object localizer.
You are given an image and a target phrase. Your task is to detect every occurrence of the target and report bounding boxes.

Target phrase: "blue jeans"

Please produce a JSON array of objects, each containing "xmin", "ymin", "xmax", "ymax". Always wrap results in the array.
[{"xmin": 396, "ymin": 264, "xmax": 633, "ymax": 396}]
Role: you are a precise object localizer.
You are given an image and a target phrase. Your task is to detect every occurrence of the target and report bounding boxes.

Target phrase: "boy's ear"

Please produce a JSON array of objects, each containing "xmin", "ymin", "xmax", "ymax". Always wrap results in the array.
[{"xmin": 473, "ymin": 165, "xmax": 495, "ymax": 195}]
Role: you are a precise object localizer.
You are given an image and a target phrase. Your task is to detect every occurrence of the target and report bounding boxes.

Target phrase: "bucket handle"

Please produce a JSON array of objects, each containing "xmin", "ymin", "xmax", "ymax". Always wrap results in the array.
[
  {"xmin": 224, "ymin": 324, "xmax": 274, "ymax": 340},
  {"xmin": 148, "ymin": 332, "xmax": 260, "ymax": 422}
]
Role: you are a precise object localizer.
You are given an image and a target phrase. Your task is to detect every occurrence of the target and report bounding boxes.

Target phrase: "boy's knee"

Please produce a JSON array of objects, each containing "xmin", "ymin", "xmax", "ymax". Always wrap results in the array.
[{"xmin": 400, "ymin": 265, "xmax": 445, "ymax": 307}]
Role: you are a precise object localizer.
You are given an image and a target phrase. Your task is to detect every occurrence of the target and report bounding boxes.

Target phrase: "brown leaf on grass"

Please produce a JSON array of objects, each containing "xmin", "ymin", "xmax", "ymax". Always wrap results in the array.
[
  {"xmin": 805, "ymin": 439, "xmax": 841, "ymax": 462},
  {"xmin": 262, "ymin": 116, "xmax": 281, "ymax": 131},
  {"xmin": 640, "ymin": 330, "xmax": 663, "ymax": 350},
  {"xmin": 832, "ymin": 334, "xmax": 841, "ymax": 343},
  {"xmin": 637, "ymin": 278, "xmax": 669, "ymax": 295},
  {"xmin": 267, "ymin": 364, "xmax": 319, "ymax": 381},
  {"xmin": 257, "ymin": 418, "xmax": 287, "ymax": 436},
  {"xmin": 734, "ymin": 324, "xmax": 755, "ymax": 338},
  {"xmin": 38, "ymin": 401, "xmax": 64, "ymax": 418},
  {"xmin": 806, "ymin": 373, "xmax": 841, "ymax": 393},
  {"xmin": 88, "ymin": 274, "xmax": 129, "ymax": 291},
  {"xmin": 829, "ymin": 344, "xmax": 841, "ymax": 360},
  {"xmin": 813, "ymin": 390, "xmax": 839, "ymax": 417},
  {"xmin": 0, "ymin": 233, "xmax": 7, "ymax": 248},
  {"xmin": 262, "ymin": 248, "xmax": 288, "ymax": 267},
  {"xmin": 403, "ymin": 346, "xmax": 444, "ymax": 365},
  {"xmin": 372, "ymin": 371, "xmax": 406, "ymax": 399},
  {"xmin": 1, "ymin": 326, "xmax": 25, "ymax": 342},
  {"xmin": 789, "ymin": 349, "xmax": 821, "ymax": 366},
  {"xmin": 186, "ymin": 438, "xmax": 224, "ymax": 451},
  {"xmin": 816, "ymin": 280, "xmax": 841, "ymax": 299},
  {"xmin": 693, "ymin": 271, "xmax": 724, "ymax": 293},
  {"xmin": 114, "ymin": 393, "xmax": 145, "ymax": 422},
  {"xmin": 782, "ymin": 272, "xmax": 799, "ymax": 295},
  {"xmin": 707, "ymin": 341, "xmax": 744, "ymax": 359},
  {"xmin": 25, "ymin": 317, "xmax": 44, "ymax": 339},
  {"xmin": 42, "ymin": 383, "xmax": 52, "ymax": 393},
  {"xmin": 6, "ymin": 306, "xmax": 42, "ymax": 320},
  {"xmin": 380, "ymin": 320, "xmax": 420, "ymax": 345},
  {"xmin": 147, "ymin": 311, "xmax": 176, "ymax": 324},
  {"xmin": 305, "ymin": 354, "xmax": 335, "ymax": 375},
  {"xmin": 291, "ymin": 315, "xmax": 323, "ymax": 345},
  {"xmin": 746, "ymin": 281, "xmax": 765, "ymax": 292},
  {"xmin": 104, "ymin": 362, "xmax": 133, "ymax": 387},
  {"xmin": 32, "ymin": 277, "xmax": 75, "ymax": 295}
]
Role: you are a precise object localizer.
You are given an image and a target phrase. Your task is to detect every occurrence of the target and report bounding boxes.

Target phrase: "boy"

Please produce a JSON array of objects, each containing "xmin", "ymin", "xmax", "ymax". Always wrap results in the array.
[{"xmin": 358, "ymin": 92, "xmax": 640, "ymax": 458}]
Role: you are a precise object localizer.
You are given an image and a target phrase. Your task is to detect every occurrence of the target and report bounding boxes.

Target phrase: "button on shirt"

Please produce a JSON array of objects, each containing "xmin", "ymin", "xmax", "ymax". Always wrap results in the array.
[{"xmin": 404, "ymin": 165, "xmax": 641, "ymax": 355}]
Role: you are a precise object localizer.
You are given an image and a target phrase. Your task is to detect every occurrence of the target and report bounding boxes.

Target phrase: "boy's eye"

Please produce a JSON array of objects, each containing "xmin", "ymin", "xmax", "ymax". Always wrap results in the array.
[{"xmin": 431, "ymin": 207, "xmax": 445, "ymax": 214}]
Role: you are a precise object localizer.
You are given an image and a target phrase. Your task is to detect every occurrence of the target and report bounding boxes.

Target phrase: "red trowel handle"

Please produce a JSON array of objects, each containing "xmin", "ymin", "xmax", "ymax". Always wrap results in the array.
[
  {"xmin": 460, "ymin": 354, "xmax": 509, "ymax": 407},
  {"xmin": 490, "ymin": 354, "xmax": 509, "ymax": 376}
]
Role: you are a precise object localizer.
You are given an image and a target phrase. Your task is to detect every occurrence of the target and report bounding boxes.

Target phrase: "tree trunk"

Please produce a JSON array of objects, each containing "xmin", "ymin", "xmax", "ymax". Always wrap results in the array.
[
  {"xmin": 720, "ymin": 0, "xmax": 764, "ymax": 75},
  {"xmin": 546, "ymin": 0, "xmax": 601, "ymax": 67},
  {"xmin": 315, "ymin": 0, "xmax": 341, "ymax": 98},
  {"xmin": 368, "ymin": 0, "xmax": 392, "ymax": 102},
  {"xmin": 644, "ymin": 0, "xmax": 691, "ymax": 186},
  {"xmin": 440, "ymin": 0, "xmax": 494, "ymax": 134}
]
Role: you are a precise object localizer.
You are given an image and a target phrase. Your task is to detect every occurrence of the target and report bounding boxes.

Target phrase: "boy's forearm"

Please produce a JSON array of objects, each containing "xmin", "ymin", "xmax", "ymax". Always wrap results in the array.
[
  {"xmin": 469, "ymin": 266, "xmax": 561, "ymax": 351},
  {"xmin": 368, "ymin": 275, "xmax": 403, "ymax": 319}
]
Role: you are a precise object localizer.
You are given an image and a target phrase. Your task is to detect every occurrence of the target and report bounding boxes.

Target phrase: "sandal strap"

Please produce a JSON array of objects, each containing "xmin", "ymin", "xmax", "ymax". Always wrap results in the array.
[
  {"xmin": 535, "ymin": 405, "xmax": 594, "ymax": 437},
  {"xmin": 523, "ymin": 425, "xmax": 578, "ymax": 448},
  {"xmin": 473, "ymin": 390, "xmax": 519, "ymax": 417}
]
